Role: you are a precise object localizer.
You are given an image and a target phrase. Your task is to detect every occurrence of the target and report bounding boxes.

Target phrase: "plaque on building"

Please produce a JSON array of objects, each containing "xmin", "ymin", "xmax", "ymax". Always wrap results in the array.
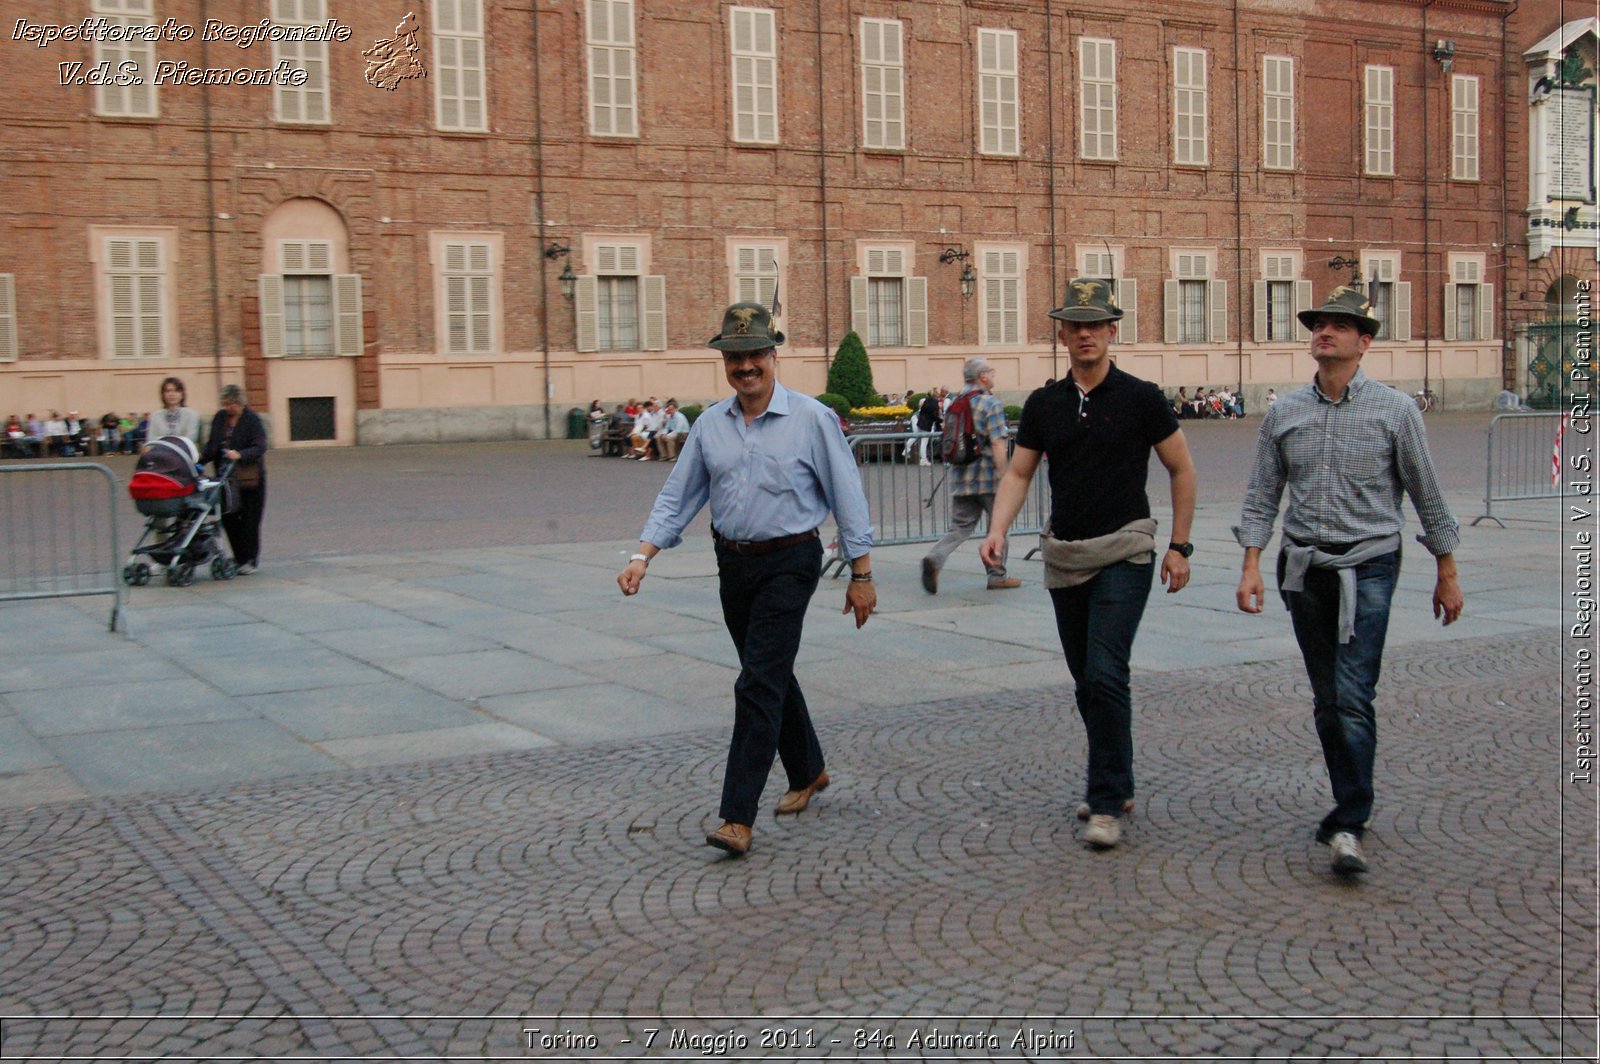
[{"xmin": 1546, "ymin": 85, "xmax": 1596, "ymax": 203}]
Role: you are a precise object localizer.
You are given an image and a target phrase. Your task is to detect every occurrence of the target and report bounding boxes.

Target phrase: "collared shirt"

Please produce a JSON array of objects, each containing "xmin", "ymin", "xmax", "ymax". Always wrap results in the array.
[
  {"xmin": 659, "ymin": 410, "xmax": 689, "ymax": 435},
  {"xmin": 640, "ymin": 381, "xmax": 875, "ymax": 559},
  {"xmin": 1234, "ymin": 368, "xmax": 1460, "ymax": 556},
  {"xmin": 633, "ymin": 408, "xmax": 661, "ymax": 435},
  {"xmin": 949, "ymin": 389, "xmax": 1009, "ymax": 496}
]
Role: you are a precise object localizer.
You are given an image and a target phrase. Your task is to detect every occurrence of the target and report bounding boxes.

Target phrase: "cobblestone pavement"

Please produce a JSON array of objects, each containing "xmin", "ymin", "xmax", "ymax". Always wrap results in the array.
[{"xmin": 2, "ymin": 628, "xmax": 1593, "ymax": 1061}]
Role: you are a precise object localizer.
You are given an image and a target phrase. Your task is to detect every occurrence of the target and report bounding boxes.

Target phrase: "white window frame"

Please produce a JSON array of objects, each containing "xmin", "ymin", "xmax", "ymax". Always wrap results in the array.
[
  {"xmin": 575, "ymin": 238, "xmax": 666, "ymax": 353},
  {"xmin": 259, "ymin": 240, "xmax": 361, "ymax": 358},
  {"xmin": 92, "ymin": 0, "xmax": 157, "ymax": 118},
  {"xmin": 587, "ymin": 0, "xmax": 638, "ymax": 138},
  {"xmin": 1364, "ymin": 65, "xmax": 1395, "ymax": 176},
  {"xmin": 978, "ymin": 29, "xmax": 1020, "ymax": 157},
  {"xmin": 1262, "ymin": 55, "xmax": 1294, "ymax": 171},
  {"xmin": 434, "ymin": 0, "xmax": 488, "ymax": 132},
  {"xmin": 860, "ymin": 18, "xmax": 905, "ymax": 151},
  {"xmin": 272, "ymin": 0, "xmax": 330, "ymax": 123},
  {"xmin": 1173, "ymin": 47, "xmax": 1209, "ymax": 166},
  {"xmin": 979, "ymin": 245, "xmax": 1024, "ymax": 346},
  {"xmin": 1078, "ymin": 246, "xmax": 1137, "ymax": 344},
  {"xmin": 102, "ymin": 235, "xmax": 169, "ymax": 359},
  {"xmin": 1164, "ymin": 251, "xmax": 1227, "ymax": 345},
  {"xmin": 1444, "ymin": 255, "xmax": 1493, "ymax": 342},
  {"xmin": 0, "ymin": 274, "xmax": 17, "ymax": 361},
  {"xmin": 849, "ymin": 244, "xmax": 926, "ymax": 348},
  {"xmin": 437, "ymin": 237, "xmax": 498, "ymax": 356},
  {"xmin": 1253, "ymin": 252, "xmax": 1312, "ymax": 343},
  {"xmin": 1360, "ymin": 252, "xmax": 1411, "ymax": 342},
  {"xmin": 1451, "ymin": 74, "xmax": 1480, "ymax": 181},
  {"xmin": 1079, "ymin": 38, "xmax": 1118, "ymax": 161},
  {"xmin": 730, "ymin": 7, "xmax": 779, "ymax": 145}
]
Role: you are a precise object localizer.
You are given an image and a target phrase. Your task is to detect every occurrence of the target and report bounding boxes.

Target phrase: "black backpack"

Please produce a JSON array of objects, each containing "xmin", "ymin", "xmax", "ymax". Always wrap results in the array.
[{"xmin": 940, "ymin": 390, "xmax": 983, "ymax": 466}]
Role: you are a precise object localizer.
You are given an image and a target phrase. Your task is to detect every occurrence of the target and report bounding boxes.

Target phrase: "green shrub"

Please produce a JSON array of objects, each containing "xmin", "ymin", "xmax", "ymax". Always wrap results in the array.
[
  {"xmin": 815, "ymin": 393, "xmax": 851, "ymax": 418},
  {"xmin": 826, "ymin": 332, "xmax": 877, "ymax": 408},
  {"xmin": 1003, "ymin": 404, "xmax": 1024, "ymax": 422},
  {"xmin": 680, "ymin": 404, "xmax": 704, "ymax": 425},
  {"xmin": 905, "ymin": 391, "xmax": 928, "ymax": 413}
]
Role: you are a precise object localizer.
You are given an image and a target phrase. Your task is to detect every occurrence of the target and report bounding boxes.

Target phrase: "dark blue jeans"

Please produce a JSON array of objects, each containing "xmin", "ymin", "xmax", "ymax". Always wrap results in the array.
[
  {"xmin": 1048, "ymin": 558, "xmax": 1153, "ymax": 816},
  {"xmin": 1280, "ymin": 549, "xmax": 1400, "ymax": 841},
  {"xmin": 715, "ymin": 536, "xmax": 826, "ymax": 827}
]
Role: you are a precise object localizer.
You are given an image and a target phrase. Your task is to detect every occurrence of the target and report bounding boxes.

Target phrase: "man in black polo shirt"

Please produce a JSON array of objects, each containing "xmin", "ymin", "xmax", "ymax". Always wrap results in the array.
[{"xmin": 981, "ymin": 278, "xmax": 1197, "ymax": 851}]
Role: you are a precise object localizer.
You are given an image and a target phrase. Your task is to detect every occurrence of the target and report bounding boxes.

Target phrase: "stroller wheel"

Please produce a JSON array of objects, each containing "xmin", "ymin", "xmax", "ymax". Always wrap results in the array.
[
  {"xmin": 167, "ymin": 560, "xmax": 195, "ymax": 587},
  {"xmin": 124, "ymin": 562, "xmax": 151, "ymax": 587},
  {"xmin": 212, "ymin": 556, "xmax": 238, "ymax": 581}
]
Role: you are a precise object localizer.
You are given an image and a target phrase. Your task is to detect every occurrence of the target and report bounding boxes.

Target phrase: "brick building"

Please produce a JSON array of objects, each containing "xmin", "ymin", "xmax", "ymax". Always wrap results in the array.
[{"xmin": 0, "ymin": 0, "xmax": 1591, "ymax": 446}]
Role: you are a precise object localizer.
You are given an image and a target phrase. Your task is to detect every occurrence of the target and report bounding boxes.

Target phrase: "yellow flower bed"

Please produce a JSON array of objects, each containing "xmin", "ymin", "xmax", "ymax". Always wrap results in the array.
[{"xmin": 849, "ymin": 404, "xmax": 914, "ymax": 418}]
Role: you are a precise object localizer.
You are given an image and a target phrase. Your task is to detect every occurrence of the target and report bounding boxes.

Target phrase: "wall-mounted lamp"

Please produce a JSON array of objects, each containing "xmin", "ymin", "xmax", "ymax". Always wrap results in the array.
[
  {"xmin": 939, "ymin": 247, "xmax": 975, "ymax": 298},
  {"xmin": 1327, "ymin": 255, "xmax": 1364, "ymax": 288},
  {"xmin": 545, "ymin": 243, "xmax": 576, "ymax": 300},
  {"xmin": 1432, "ymin": 39, "xmax": 1456, "ymax": 74}
]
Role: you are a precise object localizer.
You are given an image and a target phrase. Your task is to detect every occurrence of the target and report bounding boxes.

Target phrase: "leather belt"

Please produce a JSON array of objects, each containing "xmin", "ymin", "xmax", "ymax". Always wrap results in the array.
[{"xmin": 712, "ymin": 527, "xmax": 819, "ymax": 556}]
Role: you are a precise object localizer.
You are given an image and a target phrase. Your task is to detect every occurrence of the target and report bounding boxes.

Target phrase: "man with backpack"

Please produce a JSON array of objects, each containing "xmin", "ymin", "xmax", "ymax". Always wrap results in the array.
[{"xmin": 921, "ymin": 357, "xmax": 1020, "ymax": 593}]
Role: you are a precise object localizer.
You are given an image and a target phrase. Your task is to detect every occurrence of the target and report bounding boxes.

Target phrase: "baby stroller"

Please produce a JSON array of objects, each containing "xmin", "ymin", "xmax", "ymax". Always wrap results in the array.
[{"xmin": 123, "ymin": 436, "xmax": 238, "ymax": 587}]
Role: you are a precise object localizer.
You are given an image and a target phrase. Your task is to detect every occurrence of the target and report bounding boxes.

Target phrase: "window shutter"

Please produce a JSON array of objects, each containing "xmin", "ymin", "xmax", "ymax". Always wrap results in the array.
[
  {"xmin": 281, "ymin": 242, "xmax": 307, "ymax": 273},
  {"xmin": 1164, "ymin": 279, "xmax": 1180, "ymax": 343},
  {"xmin": 642, "ymin": 274, "xmax": 667, "ymax": 350},
  {"xmin": 1294, "ymin": 280, "xmax": 1313, "ymax": 341},
  {"xmin": 575, "ymin": 275, "xmax": 599, "ymax": 352},
  {"xmin": 1442, "ymin": 283, "xmax": 1458, "ymax": 342},
  {"xmin": 0, "ymin": 274, "xmax": 12, "ymax": 359},
  {"xmin": 1253, "ymin": 280, "xmax": 1269, "ymax": 342},
  {"xmin": 334, "ymin": 274, "xmax": 362, "ymax": 355},
  {"xmin": 1116, "ymin": 278, "xmax": 1137, "ymax": 343},
  {"xmin": 469, "ymin": 275, "xmax": 491, "ymax": 352},
  {"xmin": 1394, "ymin": 282, "xmax": 1412, "ymax": 341},
  {"xmin": 1208, "ymin": 279, "xmax": 1228, "ymax": 344},
  {"xmin": 1480, "ymin": 283, "xmax": 1494, "ymax": 341},
  {"xmin": 258, "ymin": 274, "xmax": 286, "ymax": 358},
  {"xmin": 849, "ymin": 276, "xmax": 870, "ymax": 338},
  {"xmin": 867, "ymin": 249, "xmax": 886, "ymax": 275},
  {"xmin": 906, "ymin": 276, "xmax": 927, "ymax": 347}
]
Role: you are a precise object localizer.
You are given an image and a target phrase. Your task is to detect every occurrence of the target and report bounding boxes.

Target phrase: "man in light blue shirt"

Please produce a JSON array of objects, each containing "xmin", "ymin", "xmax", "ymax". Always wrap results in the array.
[{"xmin": 618, "ymin": 302, "xmax": 876, "ymax": 857}]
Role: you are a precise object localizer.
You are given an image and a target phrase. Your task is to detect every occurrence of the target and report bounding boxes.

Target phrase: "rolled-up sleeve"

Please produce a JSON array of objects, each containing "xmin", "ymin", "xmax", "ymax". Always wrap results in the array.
[
  {"xmin": 1394, "ymin": 404, "xmax": 1461, "ymax": 556},
  {"xmin": 1234, "ymin": 406, "xmax": 1287, "ymax": 550},
  {"xmin": 639, "ymin": 421, "xmax": 711, "ymax": 550},
  {"xmin": 814, "ymin": 411, "xmax": 875, "ymax": 559}
]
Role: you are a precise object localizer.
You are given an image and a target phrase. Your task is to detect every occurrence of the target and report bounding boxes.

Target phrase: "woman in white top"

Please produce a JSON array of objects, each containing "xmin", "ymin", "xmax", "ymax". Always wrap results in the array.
[{"xmin": 145, "ymin": 376, "xmax": 202, "ymax": 448}]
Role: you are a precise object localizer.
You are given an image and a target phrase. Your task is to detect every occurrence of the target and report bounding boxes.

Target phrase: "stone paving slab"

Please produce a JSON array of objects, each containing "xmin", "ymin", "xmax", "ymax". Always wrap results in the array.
[{"xmin": 0, "ymin": 630, "xmax": 1589, "ymax": 1060}]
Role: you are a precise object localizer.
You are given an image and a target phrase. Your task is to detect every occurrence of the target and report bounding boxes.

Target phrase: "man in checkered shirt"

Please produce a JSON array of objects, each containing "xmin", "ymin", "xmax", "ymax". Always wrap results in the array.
[
  {"xmin": 1235, "ymin": 285, "xmax": 1465, "ymax": 876},
  {"xmin": 921, "ymin": 357, "xmax": 1019, "ymax": 593}
]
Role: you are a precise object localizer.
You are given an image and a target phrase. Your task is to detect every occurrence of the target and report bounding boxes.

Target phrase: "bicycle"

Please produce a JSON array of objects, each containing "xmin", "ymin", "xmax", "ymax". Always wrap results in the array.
[{"xmin": 1413, "ymin": 388, "xmax": 1438, "ymax": 413}]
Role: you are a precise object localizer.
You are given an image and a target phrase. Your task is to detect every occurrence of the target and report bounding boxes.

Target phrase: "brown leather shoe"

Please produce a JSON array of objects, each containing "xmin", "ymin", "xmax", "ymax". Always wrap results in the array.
[
  {"xmin": 774, "ymin": 770, "xmax": 830, "ymax": 815},
  {"xmin": 986, "ymin": 577, "xmax": 1021, "ymax": 589},
  {"xmin": 705, "ymin": 821, "xmax": 752, "ymax": 855}
]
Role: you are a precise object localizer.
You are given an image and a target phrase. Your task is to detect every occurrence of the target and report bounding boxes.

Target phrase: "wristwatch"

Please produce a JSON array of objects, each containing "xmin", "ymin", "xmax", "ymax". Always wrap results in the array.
[{"xmin": 1167, "ymin": 541, "xmax": 1194, "ymax": 558}]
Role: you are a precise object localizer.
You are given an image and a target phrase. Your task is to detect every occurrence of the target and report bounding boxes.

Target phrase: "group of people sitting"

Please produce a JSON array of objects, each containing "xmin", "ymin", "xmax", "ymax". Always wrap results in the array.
[
  {"xmin": 1172, "ymin": 386, "xmax": 1247, "ymax": 420},
  {"xmin": 593, "ymin": 397, "xmax": 691, "ymax": 461},
  {"xmin": 5, "ymin": 411, "xmax": 148, "ymax": 458}
]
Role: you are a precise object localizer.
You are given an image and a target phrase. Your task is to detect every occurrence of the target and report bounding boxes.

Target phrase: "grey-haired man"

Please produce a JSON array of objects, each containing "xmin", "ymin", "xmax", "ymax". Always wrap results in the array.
[{"xmin": 921, "ymin": 357, "xmax": 1018, "ymax": 593}]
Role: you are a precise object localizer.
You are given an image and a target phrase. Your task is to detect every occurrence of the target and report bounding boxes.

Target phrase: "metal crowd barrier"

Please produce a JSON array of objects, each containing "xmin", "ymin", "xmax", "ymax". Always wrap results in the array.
[
  {"xmin": 0, "ymin": 462, "xmax": 127, "ymax": 632},
  {"xmin": 824, "ymin": 430, "xmax": 1049, "ymax": 575},
  {"xmin": 1473, "ymin": 411, "xmax": 1574, "ymax": 527}
]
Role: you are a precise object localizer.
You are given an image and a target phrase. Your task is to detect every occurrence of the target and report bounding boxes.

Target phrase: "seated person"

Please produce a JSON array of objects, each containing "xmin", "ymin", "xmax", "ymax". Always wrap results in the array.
[
  {"xmin": 652, "ymin": 400, "xmax": 690, "ymax": 461},
  {"xmin": 629, "ymin": 400, "xmax": 661, "ymax": 460}
]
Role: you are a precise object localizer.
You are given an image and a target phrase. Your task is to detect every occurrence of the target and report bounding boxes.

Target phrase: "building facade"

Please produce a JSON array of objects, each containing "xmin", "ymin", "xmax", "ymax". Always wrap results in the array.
[{"xmin": 0, "ymin": 0, "xmax": 1590, "ymax": 446}]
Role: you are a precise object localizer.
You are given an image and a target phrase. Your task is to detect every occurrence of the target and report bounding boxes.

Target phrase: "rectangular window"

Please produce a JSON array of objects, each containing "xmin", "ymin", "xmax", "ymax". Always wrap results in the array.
[
  {"xmin": 443, "ymin": 241, "xmax": 494, "ymax": 355},
  {"xmin": 1079, "ymin": 38, "xmax": 1117, "ymax": 160},
  {"xmin": 93, "ymin": 0, "xmax": 156, "ymax": 117},
  {"xmin": 273, "ymin": 0, "xmax": 329, "ymax": 122},
  {"xmin": 860, "ymin": 18, "xmax": 905, "ymax": 150},
  {"xmin": 1362, "ymin": 254, "xmax": 1410, "ymax": 342},
  {"xmin": 1261, "ymin": 254, "xmax": 1295, "ymax": 342},
  {"xmin": 1080, "ymin": 248, "xmax": 1136, "ymax": 343},
  {"xmin": 1445, "ymin": 257, "xmax": 1492, "ymax": 343},
  {"xmin": 981, "ymin": 248, "xmax": 1021, "ymax": 346},
  {"xmin": 1173, "ymin": 47, "xmax": 1208, "ymax": 166},
  {"xmin": 1178, "ymin": 281, "xmax": 1208, "ymax": 342},
  {"xmin": 105, "ymin": 237, "xmax": 165, "ymax": 359},
  {"xmin": 0, "ymin": 274, "xmax": 17, "ymax": 361},
  {"xmin": 1262, "ymin": 55, "xmax": 1294, "ymax": 170},
  {"xmin": 588, "ymin": 0, "xmax": 637, "ymax": 137},
  {"xmin": 1165, "ymin": 253, "xmax": 1225, "ymax": 344},
  {"xmin": 597, "ymin": 277, "xmax": 640, "ymax": 351},
  {"xmin": 1452, "ymin": 74, "xmax": 1479, "ymax": 181},
  {"xmin": 978, "ymin": 29, "xmax": 1019, "ymax": 156},
  {"xmin": 434, "ymin": 0, "xmax": 487, "ymax": 132},
  {"xmin": 1365, "ymin": 65, "xmax": 1394, "ymax": 175},
  {"xmin": 867, "ymin": 279, "xmax": 903, "ymax": 348},
  {"xmin": 733, "ymin": 245, "xmax": 781, "ymax": 310},
  {"xmin": 283, "ymin": 276, "xmax": 333, "ymax": 357},
  {"xmin": 731, "ymin": 7, "xmax": 778, "ymax": 144}
]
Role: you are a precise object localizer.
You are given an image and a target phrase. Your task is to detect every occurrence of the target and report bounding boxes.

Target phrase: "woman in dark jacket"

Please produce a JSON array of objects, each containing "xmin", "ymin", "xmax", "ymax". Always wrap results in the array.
[{"xmin": 202, "ymin": 383, "xmax": 269, "ymax": 575}]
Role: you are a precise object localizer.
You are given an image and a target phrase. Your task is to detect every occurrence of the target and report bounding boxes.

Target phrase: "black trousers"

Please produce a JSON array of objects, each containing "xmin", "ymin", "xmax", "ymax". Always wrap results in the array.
[
  {"xmin": 223, "ymin": 482, "xmax": 266, "ymax": 567},
  {"xmin": 715, "ymin": 536, "xmax": 826, "ymax": 827}
]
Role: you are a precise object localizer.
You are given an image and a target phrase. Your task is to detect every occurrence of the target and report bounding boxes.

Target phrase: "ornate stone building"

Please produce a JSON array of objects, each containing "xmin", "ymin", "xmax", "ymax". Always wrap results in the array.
[{"xmin": 0, "ymin": 0, "xmax": 1588, "ymax": 445}]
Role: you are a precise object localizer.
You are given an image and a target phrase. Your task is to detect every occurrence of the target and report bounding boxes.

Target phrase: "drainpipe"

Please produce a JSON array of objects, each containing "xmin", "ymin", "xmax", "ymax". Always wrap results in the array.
[
  {"xmin": 1045, "ymin": 0, "xmax": 1059, "ymax": 380},
  {"xmin": 200, "ymin": 0, "xmax": 222, "ymax": 391},
  {"xmin": 1422, "ymin": 1, "xmax": 1435, "ymax": 397},
  {"xmin": 1232, "ymin": 0, "xmax": 1244, "ymax": 394},
  {"xmin": 1499, "ymin": 1, "xmax": 1519, "ymax": 387},
  {"xmin": 532, "ymin": 2, "xmax": 551, "ymax": 439},
  {"xmin": 816, "ymin": 0, "xmax": 831, "ymax": 367}
]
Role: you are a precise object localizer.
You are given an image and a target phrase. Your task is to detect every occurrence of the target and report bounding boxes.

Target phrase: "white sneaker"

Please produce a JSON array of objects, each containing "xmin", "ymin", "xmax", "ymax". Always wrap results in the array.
[
  {"xmin": 1328, "ymin": 831, "xmax": 1367, "ymax": 874},
  {"xmin": 236, "ymin": 561, "xmax": 257, "ymax": 576},
  {"xmin": 1084, "ymin": 814, "xmax": 1121, "ymax": 850},
  {"xmin": 919, "ymin": 458, "xmax": 931, "ymax": 466},
  {"xmin": 1075, "ymin": 798, "xmax": 1135, "ymax": 821}
]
